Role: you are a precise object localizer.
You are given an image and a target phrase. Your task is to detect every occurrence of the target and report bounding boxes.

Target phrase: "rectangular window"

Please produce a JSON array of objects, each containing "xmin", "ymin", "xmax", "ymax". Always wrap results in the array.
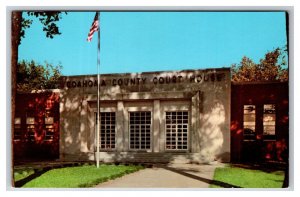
[
  {"xmin": 100, "ymin": 112, "xmax": 116, "ymax": 149},
  {"xmin": 26, "ymin": 117, "xmax": 35, "ymax": 142},
  {"xmin": 26, "ymin": 110, "xmax": 35, "ymax": 141},
  {"xmin": 263, "ymin": 104, "xmax": 276, "ymax": 139},
  {"xmin": 129, "ymin": 111, "xmax": 151, "ymax": 150},
  {"xmin": 165, "ymin": 111, "xmax": 188, "ymax": 150},
  {"xmin": 243, "ymin": 105, "xmax": 256, "ymax": 140},
  {"xmin": 14, "ymin": 117, "xmax": 22, "ymax": 141},
  {"xmin": 94, "ymin": 112, "xmax": 116, "ymax": 149},
  {"xmin": 44, "ymin": 125, "xmax": 54, "ymax": 141},
  {"xmin": 45, "ymin": 117, "xmax": 54, "ymax": 124},
  {"xmin": 26, "ymin": 117, "xmax": 35, "ymax": 125},
  {"xmin": 44, "ymin": 110, "xmax": 54, "ymax": 141}
]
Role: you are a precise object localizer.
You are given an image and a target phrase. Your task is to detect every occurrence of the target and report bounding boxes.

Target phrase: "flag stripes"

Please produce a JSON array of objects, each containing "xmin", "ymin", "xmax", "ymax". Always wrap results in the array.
[{"xmin": 87, "ymin": 13, "xmax": 99, "ymax": 42}]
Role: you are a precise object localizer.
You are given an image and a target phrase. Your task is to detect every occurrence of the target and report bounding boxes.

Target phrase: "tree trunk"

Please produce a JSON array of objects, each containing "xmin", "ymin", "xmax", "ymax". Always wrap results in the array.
[{"xmin": 11, "ymin": 11, "xmax": 22, "ymax": 187}]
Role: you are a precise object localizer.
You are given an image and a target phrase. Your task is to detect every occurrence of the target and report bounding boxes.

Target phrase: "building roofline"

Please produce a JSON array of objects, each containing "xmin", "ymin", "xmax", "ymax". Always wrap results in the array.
[
  {"xmin": 232, "ymin": 80, "xmax": 288, "ymax": 85},
  {"xmin": 61, "ymin": 67, "xmax": 231, "ymax": 78},
  {"xmin": 16, "ymin": 89, "xmax": 61, "ymax": 94}
]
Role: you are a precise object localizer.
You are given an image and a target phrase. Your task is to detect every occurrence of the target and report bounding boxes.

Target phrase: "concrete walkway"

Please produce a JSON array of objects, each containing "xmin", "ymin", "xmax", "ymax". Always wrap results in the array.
[{"xmin": 95, "ymin": 163, "xmax": 225, "ymax": 188}]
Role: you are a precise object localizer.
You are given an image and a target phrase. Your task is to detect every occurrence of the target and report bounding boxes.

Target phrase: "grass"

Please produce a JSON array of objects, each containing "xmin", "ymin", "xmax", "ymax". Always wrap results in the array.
[
  {"xmin": 17, "ymin": 164, "xmax": 143, "ymax": 188},
  {"xmin": 14, "ymin": 168, "xmax": 35, "ymax": 182},
  {"xmin": 210, "ymin": 165, "xmax": 285, "ymax": 188}
]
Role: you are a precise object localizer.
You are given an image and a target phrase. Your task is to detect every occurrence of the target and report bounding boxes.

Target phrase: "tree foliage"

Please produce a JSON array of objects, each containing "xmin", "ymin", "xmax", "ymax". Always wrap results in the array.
[
  {"xmin": 19, "ymin": 11, "xmax": 66, "ymax": 45},
  {"xmin": 231, "ymin": 46, "xmax": 288, "ymax": 82},
  {"xmin": 17, "ymin": 60, "xmax": 62, "ymax": 92}
]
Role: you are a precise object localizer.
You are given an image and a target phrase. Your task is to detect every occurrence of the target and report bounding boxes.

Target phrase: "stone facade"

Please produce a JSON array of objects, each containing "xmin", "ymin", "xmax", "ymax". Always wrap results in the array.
[{"xmin": 59, "ymin": 68, "xmax": 231, "ymax": 163}]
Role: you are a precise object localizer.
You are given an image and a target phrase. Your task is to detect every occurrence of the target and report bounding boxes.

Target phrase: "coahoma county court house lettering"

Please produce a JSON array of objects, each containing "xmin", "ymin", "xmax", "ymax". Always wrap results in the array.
[{"xmin": 65, "ymin": 72, "xmax": 226, "ymax": 88}]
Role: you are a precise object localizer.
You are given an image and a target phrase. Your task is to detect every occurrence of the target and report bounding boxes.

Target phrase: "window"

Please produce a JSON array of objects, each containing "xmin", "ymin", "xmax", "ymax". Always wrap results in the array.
[
  {"xmin": 45, "ymin": 117, "xmax": 54, "ymax": 124},
  {"xmin": 94, "ymin": 112, "xmax": 116, "ymax": 149},
  {"xmin": 26, "ymin": 110, "xmax": 35, "ymax": 142},
  {"xmin": 243, "ymin": 105, "xmax": 256, "ymax": 140},
  {"xmin": 263, "ymin": 104, "xmax": 276, "ymax": 139},
  {"xmin": 100, "ymin": 112, "xmax": 116, "ymax": 149},
  {"xmin": 165, "ymin": 111, "xmax": 188, "ymax": 150},
  {"xmin": 129, "ymin": 111, "xmax": 151, "ymax": 150},
  {"xmin": 14, "ymin": 117, "xmax": 21, "ymax": 141},
  {"xmin": 26, "ymin": 117, "xmax": 35, "ymax": 124},
  {"xmin": 26, "ymin": 117, "xmax": 35, "ymax": 141},
  {"xmin": 44, "ymin": 111, "xmax": 54, "ymax": 141}
]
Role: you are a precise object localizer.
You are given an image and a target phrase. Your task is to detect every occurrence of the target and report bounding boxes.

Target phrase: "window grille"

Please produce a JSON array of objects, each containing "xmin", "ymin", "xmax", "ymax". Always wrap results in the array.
[
  {"xmin": 129, "ymin": 111, "xmax": 151, "ymax": 150},
  {"xmin": 95, "ymin": 112, "xmax": 116, "ymax": 149},
  {"xmin": 165, "ymin": 111, "xmax": 188, "ymax": 150},
  {"xmin": 243, "ymin": 105, "xmax": 256, "ymax": 140}
]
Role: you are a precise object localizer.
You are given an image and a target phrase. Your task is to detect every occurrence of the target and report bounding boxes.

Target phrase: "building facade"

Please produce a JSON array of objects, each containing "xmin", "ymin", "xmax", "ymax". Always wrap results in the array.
[
  {"xmin": 59, "ymin": 68, "xmax": 231, "ymax": 163},
  {"xmin": 14, "ymin": 91, "xmax": 60, "ymax": 161},
  {"xmin": 13, "ymin": 68, "xmax": 289, "ymax": 164},
  {"xmin": 231, "ymin": 82, "xmax": 289, "ymax": 163}
]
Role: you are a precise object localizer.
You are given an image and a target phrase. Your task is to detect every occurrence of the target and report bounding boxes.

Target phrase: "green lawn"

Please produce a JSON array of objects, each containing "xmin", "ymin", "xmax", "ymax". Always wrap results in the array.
[
  {"xmin": 16, "ymin": 164, "xmax": 143, "ymax": 188},
  {"xmin": 210, "ymin": 165, "xmax": 285, "ymax": 188},
  {"xmin": 14, "ymin": 169, "xmax": 35, "ymax": 182}
]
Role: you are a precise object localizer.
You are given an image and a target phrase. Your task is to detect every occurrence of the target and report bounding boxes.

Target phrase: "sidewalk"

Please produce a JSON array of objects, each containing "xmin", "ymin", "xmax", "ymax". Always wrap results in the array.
[{"xmin": 95, "ymin": 163, "xmax": 225, "ymax": 188}]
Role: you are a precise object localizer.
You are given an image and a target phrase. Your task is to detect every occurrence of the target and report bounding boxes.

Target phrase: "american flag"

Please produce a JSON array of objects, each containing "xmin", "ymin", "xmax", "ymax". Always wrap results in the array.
[{"xmin": 87, "ymin": 13, "xmax": 99, "ymax": 42}]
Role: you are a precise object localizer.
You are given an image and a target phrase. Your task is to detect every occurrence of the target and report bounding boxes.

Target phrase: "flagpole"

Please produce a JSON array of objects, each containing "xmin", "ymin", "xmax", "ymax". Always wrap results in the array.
[{"xmin": 96, "ymin": 11, "xmax": 101, "ymax": 168}]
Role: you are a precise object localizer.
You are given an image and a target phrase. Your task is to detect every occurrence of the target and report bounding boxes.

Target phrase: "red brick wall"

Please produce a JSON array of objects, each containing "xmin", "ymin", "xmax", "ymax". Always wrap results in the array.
[
  {"xmin": 231, "ymin": 82, "xmax": 289, "ymax": 163},
  {"xmin": 14, "ymin": 92, "xmax": 60, "ymax": 161}
]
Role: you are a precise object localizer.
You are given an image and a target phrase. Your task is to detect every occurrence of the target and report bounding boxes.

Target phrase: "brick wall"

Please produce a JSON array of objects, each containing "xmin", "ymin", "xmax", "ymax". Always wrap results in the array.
[
  {"xmin": 231, "ymin": 82, "xmax": 289, "ymax": 163},
  {"xmin": 14, "ymin": 91, "xmax": 60, "ymax": 161}
]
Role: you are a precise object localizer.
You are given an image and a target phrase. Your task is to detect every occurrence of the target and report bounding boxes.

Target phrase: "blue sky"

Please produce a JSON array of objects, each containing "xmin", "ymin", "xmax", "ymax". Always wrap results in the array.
[{"xmin": 18, "ymin": 11, "xmax": 287, "ymax": 76}]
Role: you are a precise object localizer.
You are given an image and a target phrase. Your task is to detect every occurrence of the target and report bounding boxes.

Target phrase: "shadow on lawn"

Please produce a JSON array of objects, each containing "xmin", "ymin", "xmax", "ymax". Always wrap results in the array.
[
  {"xmin": 231, "ymin": 162, "xmax": 286, "ymax": 173},
  {"xmin": 162, "ymin": 166, "xmax": 242, "ymax": 188},
  {"xmin": 15, "ymin": 167, "xmax": 51, "ymax": 187},
  {"xmin": 14, "ymin": 161, "xmax": 94, "ymax": 187}
]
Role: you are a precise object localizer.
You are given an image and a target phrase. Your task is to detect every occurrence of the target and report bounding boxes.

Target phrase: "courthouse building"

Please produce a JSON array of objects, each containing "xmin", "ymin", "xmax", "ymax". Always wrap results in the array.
[{"xmin": 14, "ymin": 67, "xmax": 289, "ymax": 164}]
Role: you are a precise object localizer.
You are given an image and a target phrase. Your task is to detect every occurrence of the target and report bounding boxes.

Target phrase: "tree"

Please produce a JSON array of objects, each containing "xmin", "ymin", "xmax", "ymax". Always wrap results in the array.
[
  {"xmin": 11, "ymin": 11, "xmax": 65, "ymax": 187},
  {"xmin": 231, "ymin": 46, "xmax": 289, "ymax": 187},
  {"xmin": 231, "ymin": 46, "xmax": 288, "ymax": 82},
  {"xmin": 17, "ymin": 60, "xmax": 62, "ymax": 92}
]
